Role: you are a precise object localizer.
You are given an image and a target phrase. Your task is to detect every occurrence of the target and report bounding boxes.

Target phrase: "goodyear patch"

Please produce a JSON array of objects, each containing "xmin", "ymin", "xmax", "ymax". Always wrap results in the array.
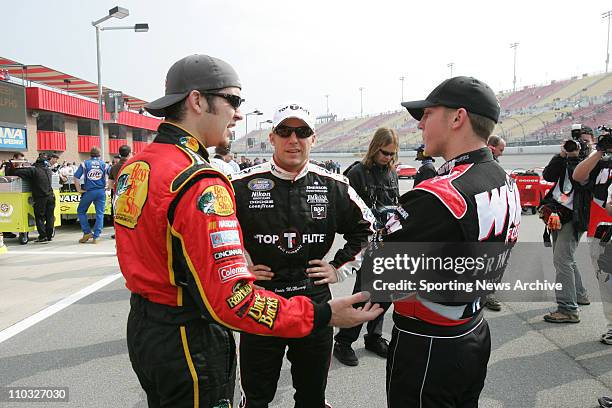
[
  {"xmin": 210, "ymin": 230, "xmax": 241, "ymax": 248},
  {"xmin": 247, "ymin": 178, "xmax": 275, "ymax": 192},
  {"xmin": 114, "ymin": 161, "xmax": 151, "ymax": 229},
  {"xmin": 198, "ymin": 185, "xmax": 234, "ymax": 216},
  {"xmin": 248, "ymin": 293, "xmax": 279, "ymax": 329},
  {"xmin": 226, "ymin": 281, "xmax": 253, "ymax": 308}
]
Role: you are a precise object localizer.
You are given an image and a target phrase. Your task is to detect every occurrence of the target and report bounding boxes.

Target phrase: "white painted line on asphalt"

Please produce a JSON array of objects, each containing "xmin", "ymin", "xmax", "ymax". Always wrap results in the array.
[
  {"xmin": 5, "ymin": 250, "xmax": 116, "ymax": 255},
  {"xmin": 0, "ymin": 273, "xmax": 123, "ymax": 344}
]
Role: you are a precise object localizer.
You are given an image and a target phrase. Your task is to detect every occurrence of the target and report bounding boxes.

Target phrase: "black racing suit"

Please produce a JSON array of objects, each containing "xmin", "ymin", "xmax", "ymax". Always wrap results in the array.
[
  {"xmin": 14, "ymin": 161, "xmax": 56, "ymax": 240},
  {"xmin": 335, "ymin": 162, "xmax": 398, "ymax": 346},
  {"xmin": 231, "ymin": 159, "xmax": 375, "ymax": 408},
  {"xmin": 383, "ymin": 148, "xmax": 521, "ymax": 408}
]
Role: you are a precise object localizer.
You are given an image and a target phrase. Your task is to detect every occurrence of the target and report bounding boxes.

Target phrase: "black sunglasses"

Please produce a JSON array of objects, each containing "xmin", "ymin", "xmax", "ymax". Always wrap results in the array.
[
  {"xmin": 379, "ymin": 148, "xmax": 395, "ymax": 157},
  {"xmin": 202, "ymin": 92, "xmax": 244, "ymax": 109},
  {"xmin": 273, "ymin": 125, "xmax": 314, "ymax": 139}
]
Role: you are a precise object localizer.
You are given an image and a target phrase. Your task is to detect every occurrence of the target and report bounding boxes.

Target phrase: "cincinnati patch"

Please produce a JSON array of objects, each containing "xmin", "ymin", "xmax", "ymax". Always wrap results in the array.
[
  {"xmin": 226, "ymin": 281, "xmax": 253, "ymax": 308},
  {"xmin": 210, "ymin": 230, "xmax": 241, "ymax": 248},
  {"xmin": 198, "ymin": 185, "xmax": 234, "ymax": 216},
  {"xmin": 248, "ymin": 293, "xmax": 279, "ymax": 329},
  {"xmin": 218, "ymin": 262, "xmax": 250, "ymax": 283},
  {"xmin": 213, "ymin": 247, "xmax": 244, "ymax": 262},
  {"xmin": 114, "ymin": 161, "xmax": 151, "ymax": 229}
]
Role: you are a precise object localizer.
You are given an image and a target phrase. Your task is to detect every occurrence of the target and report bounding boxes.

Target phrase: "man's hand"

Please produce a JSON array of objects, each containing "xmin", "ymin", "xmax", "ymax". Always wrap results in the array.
[
  {"xmin": 306, "ymin": 259, "xmax": 339, "ymax": 285},
  {"xmin": 248, "ymin": 264, "xmax": 274, "ymax": 281},
  {"xmin": 328, "ymin": 292, "xmax": 384, "ymax": 328}
]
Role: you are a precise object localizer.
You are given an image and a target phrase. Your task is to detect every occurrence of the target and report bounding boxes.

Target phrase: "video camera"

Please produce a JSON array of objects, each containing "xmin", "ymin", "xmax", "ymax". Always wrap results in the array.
[
  {"xmin": 563, "ymin": 124, "xmax": 592, "ymax": 159},
  {"xmin": 596, "ymin": 125, "xmax": 612, "ymax": 152}
]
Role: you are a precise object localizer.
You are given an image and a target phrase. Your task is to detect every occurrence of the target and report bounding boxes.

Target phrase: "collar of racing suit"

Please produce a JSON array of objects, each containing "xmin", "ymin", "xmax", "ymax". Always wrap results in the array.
[
  {"xmin": 436, "ymin": 147, "xmax": 494, "ymax": 176},
  {"xmin": 269, "ymin": 156, "xmax": 310, "ymax": 181},
  {"xmin": 152, "ymin": 122, "xmax": 210, "ymax": 160}
]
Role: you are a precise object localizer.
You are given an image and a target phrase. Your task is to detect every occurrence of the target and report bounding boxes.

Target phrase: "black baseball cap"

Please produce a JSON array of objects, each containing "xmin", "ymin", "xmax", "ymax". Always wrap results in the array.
[
  {"xmin": 145, "ymin": 54, "xmax": 242, "ymax": 117},
  {"xmin": 401, "ymin": 76, "xmax": 500, "ymax": 123}
]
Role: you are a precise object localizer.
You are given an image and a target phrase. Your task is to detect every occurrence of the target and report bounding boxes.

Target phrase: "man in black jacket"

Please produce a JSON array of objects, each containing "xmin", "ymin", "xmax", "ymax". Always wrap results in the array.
[
  {"xmin": 13, "ymin": 154, "xmax": 56, "ymax": 243},
  {"xmin": 413, "ymin": 143, "xmax": 436, "ymax": 186},
  {"xmin": 541, "ymin": 125, "xmax": 595, "ymax": 323},
  {"xmin": 232, "ymin": 102, "xmax": 375, "ymax": 408}
]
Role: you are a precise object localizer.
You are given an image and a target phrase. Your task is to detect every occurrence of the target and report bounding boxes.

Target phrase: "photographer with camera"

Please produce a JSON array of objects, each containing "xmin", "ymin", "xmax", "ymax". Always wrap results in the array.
[
  {"xmin": 573, "ymin": 125, "xmax": 612, "ymax": 344},
  {"xmin": 541, "ymin": 124, "xmax": 595, "ymax": 323}
]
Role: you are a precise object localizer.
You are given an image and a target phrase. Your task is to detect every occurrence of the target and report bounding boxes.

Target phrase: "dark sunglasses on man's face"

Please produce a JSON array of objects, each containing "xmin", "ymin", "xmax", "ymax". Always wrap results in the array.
[
  {"xmin": 202, "ymin": 92, "xmax": 245, "ymax": 109},
  {"xmin": 273, "ymin": 125, "xmax": 314, "ymax": 139},
  {"xmin": 379, "ymin": 149, "xmax": 395, "ymax": 157}
]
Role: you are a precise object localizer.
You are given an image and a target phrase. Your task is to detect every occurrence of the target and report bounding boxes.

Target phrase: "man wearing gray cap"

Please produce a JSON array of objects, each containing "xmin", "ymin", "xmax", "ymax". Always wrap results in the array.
[
  {"xmin": 382, "ymin": 76, "xmax": 521, "ymax": 407},
  {"xmin": 113, "ymin": 55, "xmax": 382, "ymax": 408}
]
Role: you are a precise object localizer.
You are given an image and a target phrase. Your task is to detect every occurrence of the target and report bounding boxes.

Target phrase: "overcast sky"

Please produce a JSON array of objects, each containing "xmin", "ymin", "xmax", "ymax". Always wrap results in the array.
[{"xmin": 5, "ymin": 0, "xmax": 612, "ymax": 137}]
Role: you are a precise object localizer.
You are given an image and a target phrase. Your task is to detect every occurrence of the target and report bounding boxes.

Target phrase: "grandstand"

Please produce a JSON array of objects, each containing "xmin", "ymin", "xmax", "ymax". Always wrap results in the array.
[{"xmin": 232, "ymin": 72, "xmax": 612, "ymax": 153}]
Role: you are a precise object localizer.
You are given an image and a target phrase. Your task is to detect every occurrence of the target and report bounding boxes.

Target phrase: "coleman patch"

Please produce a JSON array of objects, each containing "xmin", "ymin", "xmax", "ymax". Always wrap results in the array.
[
  {"xmin": 248, "ymin": 293, "xmax": 279, "ymax": 329},
  {"xmin": 218, "ymin": 262, "xmax": 250, "ymax": 283},
  {"xmin": 226, "ymin": 281, "xmax": 253, "ymax": 308},
  {"xmin": 114, "ymin": 161, "xmax": 151, "ymax": 229},
  {"xmin": 198, "ymin": 185, "xmax": 234, "ymax": 216}
]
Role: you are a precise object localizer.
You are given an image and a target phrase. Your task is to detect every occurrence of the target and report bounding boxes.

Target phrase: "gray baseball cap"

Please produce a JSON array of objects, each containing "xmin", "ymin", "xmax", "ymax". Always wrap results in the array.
[{"xmin": 145, "ymin": 54, "xmax": 242, "ymax": 117}]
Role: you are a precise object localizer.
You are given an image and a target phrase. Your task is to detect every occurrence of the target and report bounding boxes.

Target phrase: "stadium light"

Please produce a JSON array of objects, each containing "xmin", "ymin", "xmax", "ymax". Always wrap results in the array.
[
  {"xmin": 324, "ymin": 94, "xmax": 330, "ymax": 114},
  {"xmin": 399, "ymin": 77, "xmax": 405, "ymax": 102},
  {"xmin": 447, "ymin": 62, "xmax": 454, "ymax": 78},
  {"xmin": 92, "ymin": 6, "xmax": 149, "ymax": 161},
  {"xmin": 245, "ymin": 110, "xmax": 263, "ymax": 154},
  {"xmin": 359, "ymin": 87, "xmax": 364, "ymax": 117},
  {"xmin": 603, "ymin": 10, "xmax": 612, "ymax": 73},
  {"xmin": 510, "ymin": 43, "xmax": 519, "ymax": 93}
]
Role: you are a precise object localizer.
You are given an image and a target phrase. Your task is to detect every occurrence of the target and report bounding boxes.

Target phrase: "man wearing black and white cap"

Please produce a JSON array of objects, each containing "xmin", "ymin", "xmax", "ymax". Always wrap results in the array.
[
  {"xmin": 231, "ymin": 102, "xmax": 376, "ymax": 408},
  {"xmin": 383, "ymin": 76, "xmax": 521, "ymax": 407},
  {"xmin": 113, "ymin": 56, "xmax": 382, "ymax": 407}
]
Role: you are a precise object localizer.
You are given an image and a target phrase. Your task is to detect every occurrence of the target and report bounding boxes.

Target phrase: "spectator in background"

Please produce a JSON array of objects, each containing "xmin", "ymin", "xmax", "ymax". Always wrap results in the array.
[
  {"xmin": 13, "ymin": 153, "xmax": 56, "ymax": 243},
  {"xmin": 334, "ymin": 127, "xmax": 399, "ymax": 366},
  {"xmin": 413, "ymin": 144, "xmax": 436, "ymax": 186},
  {"xmin": 209, "ymin": 144, "xmax": 235, "ymax": 175},
  {"xmin": 108, "ymin": 144, "xmax": 131, "ymax": 239},
  {"xmin": 228, "ymin": 152, "xmax": 241, "ymax": 173},
  {"xmin": 74, "ymin": 147, "xmax": 108, "ymax": 244},
  {"xmin": 239, "ymin": 155, "xmax": 251, "ymax": 170},
  {"xmin": 3, "ymin": 152, "xmax": 26, "ymax": 176},
  {"xmin": 487, "ymin": 134, "xmax": 506, "ymax": 161},
  {"xmin": 49, "ymin": 154, "xmax": 61, "ymax": 174},
  {"xmin": 253, "ymin": 157, "xmax": 261, "ymax": 165}
]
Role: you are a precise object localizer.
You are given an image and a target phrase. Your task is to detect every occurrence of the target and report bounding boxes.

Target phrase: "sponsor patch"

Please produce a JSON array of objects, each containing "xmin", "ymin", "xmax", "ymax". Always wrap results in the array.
[
  {"xmin": 210, "ymin": 230, "xmax": 241, "ymax": 248},
  {"xmin": 0, "ymin": 202, "xmax": 14, "ymax": 218},
  {"xmin": 226, "ymin": 281, "xmax": 253, "ymax": 308},
  {"xmin": 179, "ymin": 136, "xmax": 201, "ymax": 152},
  {"xmin": 213, "ymin": 247, "xmax": 244, "ymax": 262},
  {"xmin": 114, "ymin": 161, "xmax": 151, "ymax": 229},
  {"xmin": 247, "ymin": 178, "xmax": 275, "ymax": 191},
  {"xmin": 248, "ymin": 293, "xmax": 280, "ymax": 329},
  {"xmin": 218, "ymin": 262, "xmax": 250, "ymax": 283},
  {"xmin": 198, "ymin": 185, "xmax": 234, "ymax": 216},
  {"xmin": 311, "ymin": 204, "xmax": 327, "ymax": 219},
  {"xmin": 307, "ymin": 193, "xmax": 328, "ymax": 204},
  {"xmin": 86, "ymin": 168, "xmax": 103, "ymax": 181},
  {"xmin": 208, "ymin": 219, "xmax": 238, "ymax": 230}
]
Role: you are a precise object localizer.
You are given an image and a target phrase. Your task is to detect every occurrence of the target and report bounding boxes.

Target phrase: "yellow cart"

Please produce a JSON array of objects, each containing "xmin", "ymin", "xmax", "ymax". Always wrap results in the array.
[
  {"xmin": 58, "ymin": 190, "xmax": 112, "ymax": 221},
  {"xmin": 0, "ymin": 190, "xmax": 61, "ymax": 244}
]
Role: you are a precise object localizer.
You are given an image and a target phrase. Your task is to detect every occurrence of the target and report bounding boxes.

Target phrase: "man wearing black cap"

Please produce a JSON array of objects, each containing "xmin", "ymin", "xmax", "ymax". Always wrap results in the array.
[
  {"xmin": 413, "ymin": 144, "xmax": 436, "ymax": 187},
  {"xmin": 383, "ymin": 76, "xmax": 521, "ymax": 407},
  {"xmin": 113, "ymin": 55, "xmax": 382, "ymax": 408}
]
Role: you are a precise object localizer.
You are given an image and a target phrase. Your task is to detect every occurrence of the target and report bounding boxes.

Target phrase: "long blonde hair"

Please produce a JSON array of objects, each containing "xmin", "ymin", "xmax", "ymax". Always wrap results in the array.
[{"xmin": 362, "ymin": 127, "xmax": 399, "ymax": 168}]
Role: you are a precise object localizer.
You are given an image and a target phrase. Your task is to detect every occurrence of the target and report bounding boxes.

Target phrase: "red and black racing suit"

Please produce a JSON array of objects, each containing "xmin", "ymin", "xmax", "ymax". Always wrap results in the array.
[
  {"xmin": 383, "ymin": 148, "xmax": 521, "ymax": 408},
  {"xmin": 231, "ymin": 159, "xmax": 375, "ymax": 408},
  {"xmin": 114, "ymin": 123, "xmax": 331, "ymax": 408}
]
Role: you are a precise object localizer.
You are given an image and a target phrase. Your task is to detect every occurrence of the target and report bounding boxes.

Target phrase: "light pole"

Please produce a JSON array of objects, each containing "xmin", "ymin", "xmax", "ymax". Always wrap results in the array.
[
  {"xmin": 359, "ymin": 87, "xmax": 364, "ymax": 117},
  {"xmin": 603, "ymin": 10, "xmax": 612, "ymax": 73},
  {"xmin": 93, "ymin": 6, "xmax": 148, "ymax": 161},
  {"xmin": 258, "ymin": 119, "xmax": 273, "ymax": 130},
  {"xmin": 447, "ymin": 62, "xmax": 454, "ymax": 78},
  {"xmin": 510, "ymin": 42, "xmax": 519, "ymax": 92},
  {"xmin": 324, "ymin": 94, "xmax": 330, "ymax": 114},
  {"xmin": 245, "ymin": 110, "xmax": 263, "ymax": 155},
  {"xmin": 399, "ymin": 77, "xmax": 405, "ymax": 101}
]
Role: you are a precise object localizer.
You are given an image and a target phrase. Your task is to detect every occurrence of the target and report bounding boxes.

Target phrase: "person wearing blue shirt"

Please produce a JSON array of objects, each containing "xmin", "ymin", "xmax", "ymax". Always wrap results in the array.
[{"xmin": 73, "ymin": 147, "xmax": 108, "ymax": 243}]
